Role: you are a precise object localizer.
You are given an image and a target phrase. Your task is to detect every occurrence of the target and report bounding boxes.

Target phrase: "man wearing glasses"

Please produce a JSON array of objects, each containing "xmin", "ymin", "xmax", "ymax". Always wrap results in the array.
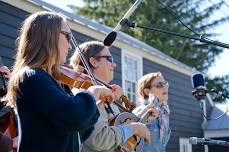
[{"xmin": 69, "ymin": 40, "xmax": 150, "ymax": 152}]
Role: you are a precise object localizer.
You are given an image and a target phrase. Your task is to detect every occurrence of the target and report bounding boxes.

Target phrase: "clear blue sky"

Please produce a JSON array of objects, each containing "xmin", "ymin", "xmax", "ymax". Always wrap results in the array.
[{"xmin": 43, "ymin": 0, "xmax": 229, "ymax": 78}]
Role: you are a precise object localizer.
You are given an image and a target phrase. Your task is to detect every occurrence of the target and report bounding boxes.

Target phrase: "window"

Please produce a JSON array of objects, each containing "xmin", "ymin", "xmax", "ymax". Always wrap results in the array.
[
  {"xmin": 179, "ymin": 138, "xmax": 192, "ymax": 152},
  {"xmin": 122, "ymin": 52, "xmax": 142, "ymax": 103}
]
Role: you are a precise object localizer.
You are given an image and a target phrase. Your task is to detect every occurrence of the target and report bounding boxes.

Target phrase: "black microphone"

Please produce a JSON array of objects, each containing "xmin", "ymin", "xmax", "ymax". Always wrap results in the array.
[
  {"xmin": 191, "ymin": 73, "xmax": 205, "ymax": 88},
  {"xmin": 189, "ymin": 137, "xmax": 229, "ymax": 147},
  {"xmin": 103, "ymin": 0, "xmax": 143, "ymax": 46},
  {"xmin": 191, "ymin": 73, "xmax": 207, "ymax": 101}
]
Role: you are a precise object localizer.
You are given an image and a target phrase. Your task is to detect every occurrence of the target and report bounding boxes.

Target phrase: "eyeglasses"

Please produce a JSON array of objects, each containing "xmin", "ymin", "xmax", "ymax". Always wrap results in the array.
[
  {"xmin": 60, "ymin": 31, "xmax": 72, "ymax": 43},
  {"xmin": 94, "ymin": 55, "xmax": 114, "ymax": 63},
  {"xmin": 151, "ymin": 81, "xmax": 169, "ymax": 88}
]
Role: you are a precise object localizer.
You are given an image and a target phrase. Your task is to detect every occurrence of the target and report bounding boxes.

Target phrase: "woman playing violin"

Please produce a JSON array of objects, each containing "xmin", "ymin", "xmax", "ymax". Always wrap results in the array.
[
  {"xmin": 3, "ymin": 11, "xmax": 115, "ymax": 152},
  {"xmin": 70, "ymin": 40, "xmax": 151, "ymax": 152}
]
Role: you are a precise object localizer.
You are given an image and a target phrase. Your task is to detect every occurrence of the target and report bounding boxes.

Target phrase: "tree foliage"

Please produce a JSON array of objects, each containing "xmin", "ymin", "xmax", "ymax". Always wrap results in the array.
[
  {"xmin": 69, "ymin": 0, "xmax": 229, "ymax": 102},
  {"xmin": 206, "ymin": 75, "xmax": 229, "ymax": 102}
]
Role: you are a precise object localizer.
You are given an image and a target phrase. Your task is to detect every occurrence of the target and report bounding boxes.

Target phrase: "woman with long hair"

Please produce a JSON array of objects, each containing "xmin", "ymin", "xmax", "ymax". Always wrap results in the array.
[{"xmin": 3, "ymin": 11, "xmax": 115, "ymax": 152}]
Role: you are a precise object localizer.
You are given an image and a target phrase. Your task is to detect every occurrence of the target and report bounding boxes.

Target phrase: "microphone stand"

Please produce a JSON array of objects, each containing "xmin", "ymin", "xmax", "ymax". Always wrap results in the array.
[
  {"xmin": 121, "ymin": 19, "xmax": 229, "ymax": 49},
  {"xmin": 190, "ymin": 137, "xmax": 229, "ymax": 147}
]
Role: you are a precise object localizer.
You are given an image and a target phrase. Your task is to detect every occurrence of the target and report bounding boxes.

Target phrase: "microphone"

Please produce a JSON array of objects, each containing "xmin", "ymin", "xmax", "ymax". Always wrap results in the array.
[
  {"xmin": 189, "ymin": 137, "xmax": 229, "ymax": 147},
  {"xmin": 103, "ymin": 0, "xmax": 143, "ymax": 46},
  {"xmin": 191, "ymin": 73, "xmax": 207, "ymax": 101},
  {"xmin": 191, "ymin": 73, "xmax": 205, "ymax": 89}
]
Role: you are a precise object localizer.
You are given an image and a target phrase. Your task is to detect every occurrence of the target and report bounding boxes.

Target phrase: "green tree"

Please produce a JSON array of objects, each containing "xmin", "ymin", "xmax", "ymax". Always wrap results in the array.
[
  {"xmin": 206, "ymin": 75, "xmax": 229, "ymax": 102},
  {"xmin": 69, "ymin": 0, "xmax": 229, "ymax": 102}
]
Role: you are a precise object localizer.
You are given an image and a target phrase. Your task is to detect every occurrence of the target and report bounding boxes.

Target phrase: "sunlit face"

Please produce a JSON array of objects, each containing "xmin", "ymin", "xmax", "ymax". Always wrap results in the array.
[
  {"xmin": 90, "ymin": 47, "xmax": 116, "ymax": 83},
  {"xmin": 58, "ymin": 21, "xmax": 72, "ymax": 64},
  {"xmin": 148, "ymin": 76, "xmax": 169, "ymax": 103}
]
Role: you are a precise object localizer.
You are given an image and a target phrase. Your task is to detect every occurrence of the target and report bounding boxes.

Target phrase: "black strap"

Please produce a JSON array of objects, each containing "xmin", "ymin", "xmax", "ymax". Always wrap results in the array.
[{"xmin": 104, "ymin": 101, "xmax": 115, "ymax": 116}]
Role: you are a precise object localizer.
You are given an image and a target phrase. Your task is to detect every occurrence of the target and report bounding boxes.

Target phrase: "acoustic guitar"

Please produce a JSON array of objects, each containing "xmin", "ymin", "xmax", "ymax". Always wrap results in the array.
[
  {"xmin": 109, "ymin": 112, "xmax": 145, "ymax": 152},
  {"xmin": 109, "ymin": 95, "xmax": 160, "ymax": 152}
]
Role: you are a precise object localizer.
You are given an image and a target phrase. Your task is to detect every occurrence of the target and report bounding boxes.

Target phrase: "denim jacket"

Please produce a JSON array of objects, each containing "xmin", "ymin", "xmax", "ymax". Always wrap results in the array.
[
  {"xmin": 133, "ymin": 99, "xmax": 171, "ymax": 152},
  {"xmin": 144, "ymin": 116, "xmax": 171, "ymax": 152}
]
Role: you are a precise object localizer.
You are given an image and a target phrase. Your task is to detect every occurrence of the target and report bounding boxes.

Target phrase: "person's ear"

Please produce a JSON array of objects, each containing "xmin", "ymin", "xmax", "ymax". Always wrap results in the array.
[
  {"xmin": 89, "ymin": 57, "xmax": 98, "ymax": 68},
  {"xmin": 143, "ymin": 88, "xmax": 150, "ymax": 97}
]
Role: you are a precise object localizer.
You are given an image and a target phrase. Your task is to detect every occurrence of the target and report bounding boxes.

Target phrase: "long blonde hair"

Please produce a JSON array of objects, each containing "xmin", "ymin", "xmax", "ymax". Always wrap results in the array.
[
  {"xmin": 138, "ymin": 72, "xmax": 162, "ymax": 99},
  {"xmin": 4, "ymin": 11, "xmax": 66, "ymax": 107}
]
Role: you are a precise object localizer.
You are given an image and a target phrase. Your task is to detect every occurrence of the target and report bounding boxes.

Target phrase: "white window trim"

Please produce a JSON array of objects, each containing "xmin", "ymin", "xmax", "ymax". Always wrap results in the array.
[
  {"xmin": 121, "ymin": 49, "xmax": 143, "ymax": 100},
  {"xmin": 179, "ymin": 138, "xmax": 192, "ymax": 152}
]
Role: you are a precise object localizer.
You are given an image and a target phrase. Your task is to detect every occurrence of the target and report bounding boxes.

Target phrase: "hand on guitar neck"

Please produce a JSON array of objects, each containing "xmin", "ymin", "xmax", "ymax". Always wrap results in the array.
[
  {"xmin": 133, "ymin": 95, "xmax": 160, "ymax": 122},
  {"xmin": 141, "ymin": 107, "xmax": 159, "ymax": 122}
]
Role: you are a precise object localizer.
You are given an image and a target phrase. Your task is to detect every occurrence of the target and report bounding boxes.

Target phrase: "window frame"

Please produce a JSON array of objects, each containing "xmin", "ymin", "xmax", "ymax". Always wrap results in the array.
[{"xmin": 121, "ymin": 50, "xmax": 143, "ymax": 103}]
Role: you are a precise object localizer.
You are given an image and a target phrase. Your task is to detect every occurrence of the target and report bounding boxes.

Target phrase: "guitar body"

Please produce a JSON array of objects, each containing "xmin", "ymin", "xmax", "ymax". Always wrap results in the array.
[{"xmin": 109, "ymin": 112, "xmax": 144, "ymax": 152}]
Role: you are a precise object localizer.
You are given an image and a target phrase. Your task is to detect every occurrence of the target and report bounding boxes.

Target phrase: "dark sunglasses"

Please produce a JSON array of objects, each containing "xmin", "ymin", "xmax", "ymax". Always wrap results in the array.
[
  {"xmin": 60, "ymin": 31, "xmax": 72, "ymax": 43},
  {"xmin": 94, "ymin": 55, "xmax": 114, "ymax": 63},
  {"xmin": 151, "ymin": 81, "xmax": 169, "ymax": 88}
]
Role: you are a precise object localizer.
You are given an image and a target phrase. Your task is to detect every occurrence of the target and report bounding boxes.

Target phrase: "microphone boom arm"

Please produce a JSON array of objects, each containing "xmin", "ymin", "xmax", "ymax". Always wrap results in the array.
[
  {"xmin": 122, "ymin": 19, "xmax": 229, "ymax": 49},
  {"xmin": 103, "ymin": 0, "xmax": 143, "ymax": 46}
]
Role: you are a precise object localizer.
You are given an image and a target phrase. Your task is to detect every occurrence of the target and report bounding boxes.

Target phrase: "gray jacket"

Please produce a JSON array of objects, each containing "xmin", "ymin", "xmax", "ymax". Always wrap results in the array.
[{"xmin": 81, "ymin": 104, "xmax": 122, "ymax": 152}]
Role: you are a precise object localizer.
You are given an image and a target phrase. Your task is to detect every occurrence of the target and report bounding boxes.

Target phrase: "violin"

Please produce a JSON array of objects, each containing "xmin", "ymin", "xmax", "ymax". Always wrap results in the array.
[
  {"xmin": 53, "ymin": 65, "xmax": 134, "ymax": 112},
  {"xmin": 53, "ymin": 65, "xmax": 93, "ymax": 90}
]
